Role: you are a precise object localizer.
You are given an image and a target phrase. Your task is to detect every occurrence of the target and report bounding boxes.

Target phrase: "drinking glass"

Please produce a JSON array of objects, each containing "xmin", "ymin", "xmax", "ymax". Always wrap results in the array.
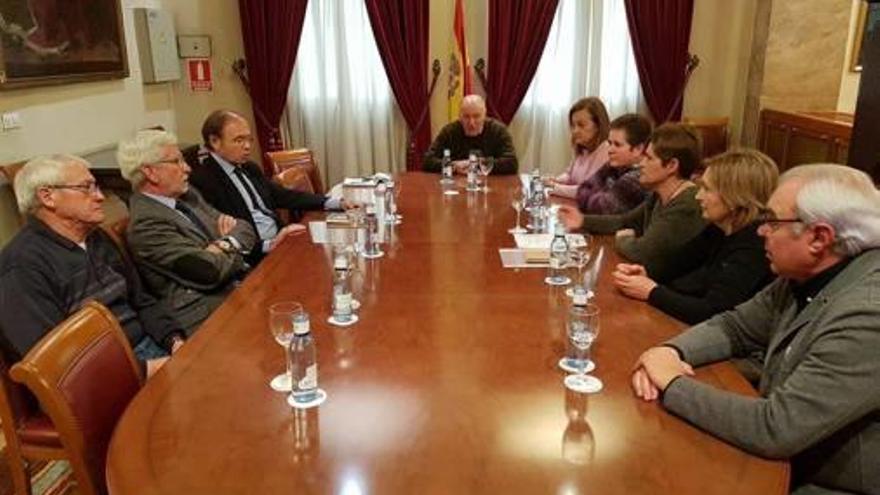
[
  {"xmin": 268, "ymin": 301, "xmax": 303, "ymax": 392},
  {"xmin": 508, "ymin": 187, "xmax": 527, "ymax": 234},
  {"xmin": 565, "ymin": 243, "xmax": 591, "ymax": 298},
  {"xmin": 479, "ymin": 158, "xmax": 494, "ymax": 192},
  {"xmin": 560, "ymin": 303, "xmax": 603, "ymax": 393}
]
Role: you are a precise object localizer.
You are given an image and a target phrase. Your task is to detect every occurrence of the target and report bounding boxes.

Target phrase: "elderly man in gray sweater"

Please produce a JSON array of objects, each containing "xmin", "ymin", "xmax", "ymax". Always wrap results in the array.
[{"xmin": 632, "ymin": 164, "xmax": 880, "ymax": 495}]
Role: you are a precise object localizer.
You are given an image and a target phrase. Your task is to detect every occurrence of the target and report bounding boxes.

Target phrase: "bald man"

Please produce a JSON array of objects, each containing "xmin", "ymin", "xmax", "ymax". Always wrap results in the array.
[{"xmin": 423, "ymin": 95, "xmax": 518, "ymax": 175}]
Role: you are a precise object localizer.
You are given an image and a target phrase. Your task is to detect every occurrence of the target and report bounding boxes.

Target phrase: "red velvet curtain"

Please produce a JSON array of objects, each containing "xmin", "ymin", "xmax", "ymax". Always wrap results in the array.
[
  {"xmin": 624, "ymin": 0, "xmax": 694, "ymax": 122},
  {"xmin": 365, "ymin": 0, "xmax": 430, "ymax": 171},
  {"xmin": 238, "ymin": 0, "xmax": 308, "ymax": 166},
  {"xmin": 486, "ymin": 0, "xmax": 559, "ymax": 125}
]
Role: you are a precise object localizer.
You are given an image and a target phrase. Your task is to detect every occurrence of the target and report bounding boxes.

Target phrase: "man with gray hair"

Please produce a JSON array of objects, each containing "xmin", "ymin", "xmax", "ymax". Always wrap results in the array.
[
  {"xmin": 118, "ymin": 129, "xmax": 256, "ymax": 333},
  {"xmin": 423, "ymin": 94, "xmax": 518, "ymax": 174},
  {"xmin": 631, "ymin": 164, "xmax": 880, "ymax": 494},
  {"xmin": 0, "ymin": 155, "xmax": 182, "ymax": 376}
]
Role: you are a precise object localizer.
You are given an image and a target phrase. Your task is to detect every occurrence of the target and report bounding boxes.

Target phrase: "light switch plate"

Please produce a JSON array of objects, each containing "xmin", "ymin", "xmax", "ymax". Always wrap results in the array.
[{"xmin": 178, "ymin": 35, "xmax": 212, "ymax": 58}]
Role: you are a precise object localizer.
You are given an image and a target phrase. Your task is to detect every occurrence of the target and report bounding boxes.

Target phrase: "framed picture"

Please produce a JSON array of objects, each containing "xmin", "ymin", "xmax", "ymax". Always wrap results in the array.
[
  {"xmin": 851, "ymin": 1, "xmax": 880, "ymax": 72},
  {"xmin": 0, "ymin": 0, "xmax": 128, "ymax": 90}
]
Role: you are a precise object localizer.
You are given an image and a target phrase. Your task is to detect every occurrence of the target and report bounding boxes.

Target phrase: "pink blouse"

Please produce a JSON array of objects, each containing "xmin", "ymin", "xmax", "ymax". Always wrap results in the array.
[{"xmin": 552, "ymin": 140, "xmax": 611, "ymax": 199}]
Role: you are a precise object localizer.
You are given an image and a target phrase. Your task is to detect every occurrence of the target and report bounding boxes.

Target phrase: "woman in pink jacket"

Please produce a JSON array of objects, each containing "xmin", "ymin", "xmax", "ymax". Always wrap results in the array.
[{"xmin": 550, "ymin": 97, "xmax": 611, "ymax": 199}]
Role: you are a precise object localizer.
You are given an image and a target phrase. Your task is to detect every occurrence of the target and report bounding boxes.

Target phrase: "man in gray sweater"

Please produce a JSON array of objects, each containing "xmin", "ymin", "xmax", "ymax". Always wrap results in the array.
[
  {"xmin": 558, "ymin": 123, "xmax": 706, "ymax": 282},
  {"xmin": 632, "ymin": 164, "xmax": 880, "ymax": 494}
]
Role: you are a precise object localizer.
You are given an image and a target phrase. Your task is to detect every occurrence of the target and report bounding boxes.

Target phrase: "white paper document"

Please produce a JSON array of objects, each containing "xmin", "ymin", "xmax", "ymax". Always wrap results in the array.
[
  {"xmin": 499, "ymin": 248, "xmax": 550, "ymax": 268},
  {"xmin": 513, "ymin": 233, "xmax": 588, "ymax": 249}
]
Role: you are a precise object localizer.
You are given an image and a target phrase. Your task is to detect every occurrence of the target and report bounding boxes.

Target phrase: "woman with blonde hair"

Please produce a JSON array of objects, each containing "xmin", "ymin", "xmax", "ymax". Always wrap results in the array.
[
  {"xmin": 612, "ymin": 148, "xmax": 778, "ymax": 324},
  {"xmin": 549, "ymin": 97, "xmax": 610, "ymax": 198}
]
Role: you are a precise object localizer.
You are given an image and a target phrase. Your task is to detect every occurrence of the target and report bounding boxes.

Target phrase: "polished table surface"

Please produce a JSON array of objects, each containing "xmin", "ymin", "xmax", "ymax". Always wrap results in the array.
[{"xmin": 107, "ymin": 173, "xmax": 788, "ymax": 494}]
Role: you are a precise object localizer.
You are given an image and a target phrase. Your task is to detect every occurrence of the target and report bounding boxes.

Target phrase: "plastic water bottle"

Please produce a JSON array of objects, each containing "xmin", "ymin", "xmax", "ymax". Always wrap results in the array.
[
  {"xmin": 466, "ymin": 152, "xmax": 479, "ymax": 191},
  {"xmin": 441, "ymin": 149, "xmax": 453, "ymax": 183},
  {"xmin": 289, "ymin": 312, "xmax": 318, "ymax": 404},
  {"xmin": 548, "ymin": 223, "xmax": 570, "ymax": 284},
  {"xmin": 374, "ymin": 183, "xmax": 387, "ymax": 224},
  {"xmin": 361, "ymin": 204, "xmax": 382, "ymax": 257},
  {"xmin": 332, "ymin": 253, "xmax": 353, "ymax": 323}
]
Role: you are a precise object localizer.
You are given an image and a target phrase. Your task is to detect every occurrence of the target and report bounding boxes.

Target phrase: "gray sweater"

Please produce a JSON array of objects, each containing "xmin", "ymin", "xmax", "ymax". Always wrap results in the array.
[{"xmin": 580, "ymin": 186, "xmax": 706, "ymax": 282}]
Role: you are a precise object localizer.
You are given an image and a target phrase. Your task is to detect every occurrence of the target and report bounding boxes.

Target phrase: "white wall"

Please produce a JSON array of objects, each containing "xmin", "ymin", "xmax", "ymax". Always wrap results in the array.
[
  {"xmin": 0, "ymin": 0, "xmax": 176, "ymax": 165},
  {"xmin": 683, "ymin": 0, "xmax": 758, "ymax": 144}
]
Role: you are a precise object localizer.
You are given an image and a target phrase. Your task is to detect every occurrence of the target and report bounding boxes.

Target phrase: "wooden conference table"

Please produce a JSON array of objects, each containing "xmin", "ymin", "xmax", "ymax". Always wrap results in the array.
[{"xmin": 107, "ymin": 173, "xmax": 788, "ymax": 494}]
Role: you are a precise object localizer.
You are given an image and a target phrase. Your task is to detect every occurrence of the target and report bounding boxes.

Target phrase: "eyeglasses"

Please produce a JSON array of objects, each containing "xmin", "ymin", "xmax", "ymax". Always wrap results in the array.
[
  {"xmin": 757, "ymin": 211, "xmax": 803, "ymax": 232},
  {"xmin": 150, "ymin": 156, "xmax": 186, "ymax": 167},
  {"xmin": 45, "ymin": 182, "xmax": 101, "ymax": 195}
]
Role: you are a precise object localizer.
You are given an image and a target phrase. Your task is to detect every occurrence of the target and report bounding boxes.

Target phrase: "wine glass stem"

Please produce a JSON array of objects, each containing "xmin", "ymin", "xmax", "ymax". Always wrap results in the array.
[
  {"xmin": 284, "ymin": 345, "xmax": 292, "ymax": 381},
  {"xmin": 516, "ymin": 209, "xmax": 521, "ymax": 228}
]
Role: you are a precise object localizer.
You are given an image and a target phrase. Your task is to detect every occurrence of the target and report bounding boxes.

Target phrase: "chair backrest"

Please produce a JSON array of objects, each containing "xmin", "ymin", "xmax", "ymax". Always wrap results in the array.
[
  {"xmin": 265, "ymin": 149, "xmax": 325, "ymax": 194},
  {"xmin": 273, "ymin": 167, "xmax": 315, "ymax": 194},
  {"xmin": 100, "ymin": 215, "xmax": 132, "ymax": 265},
  {"xmin": 10, "ymin": 301, "xmax": 144, "ymax": 495},
  {"xmin": 682, "ymin": 117, "xmax": 730, "ymax": 160}
]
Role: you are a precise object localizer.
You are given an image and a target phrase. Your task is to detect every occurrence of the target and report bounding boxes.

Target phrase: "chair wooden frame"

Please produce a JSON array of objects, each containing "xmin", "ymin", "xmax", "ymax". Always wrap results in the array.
[
  {"xmin": 10, "ymin": 301, "xmax": 144, "ymax": 495},
  {"xmin": 265, "ymin": 149, "xmax": 325, "ymax": 194},
  {"xmin": 0, "ymin": 359, "xmax": 66, "ymax": 495}
]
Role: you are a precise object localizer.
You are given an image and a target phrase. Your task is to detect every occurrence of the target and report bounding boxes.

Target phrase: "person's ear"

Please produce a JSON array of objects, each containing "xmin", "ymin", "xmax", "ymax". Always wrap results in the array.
[
  {"xmin": 36, "ymin": 187, "xmax": 56, "ymax": 211},
  {"xmin": 807, "ymin": 222, "xmax": 837, "ymax": 255},
  {"xmin": 664, "ymin": 157, "xmax": 680, "ymax": 177}
]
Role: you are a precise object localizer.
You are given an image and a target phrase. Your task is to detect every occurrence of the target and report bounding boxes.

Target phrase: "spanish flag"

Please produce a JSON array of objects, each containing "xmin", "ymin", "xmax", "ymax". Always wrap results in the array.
[{"xmin": 447, "ymin": 0, "xmax": 472, "ymax": 122}]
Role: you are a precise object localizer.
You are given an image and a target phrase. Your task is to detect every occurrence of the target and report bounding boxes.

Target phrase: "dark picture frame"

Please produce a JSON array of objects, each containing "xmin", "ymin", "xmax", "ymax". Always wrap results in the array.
[
  {"xmin": 0, "ymin": 0, "xmax": 128, "ymax": 90},
  {"xmin": 851, "ymin": 0, "xmax": 880, "ymax": 72}
]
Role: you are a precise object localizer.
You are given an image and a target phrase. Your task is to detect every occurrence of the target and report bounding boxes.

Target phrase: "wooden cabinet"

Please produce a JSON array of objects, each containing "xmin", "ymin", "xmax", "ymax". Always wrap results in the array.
[{"xmin": 758, "ymin": 109, "xmax": 853, "ymax": 172}]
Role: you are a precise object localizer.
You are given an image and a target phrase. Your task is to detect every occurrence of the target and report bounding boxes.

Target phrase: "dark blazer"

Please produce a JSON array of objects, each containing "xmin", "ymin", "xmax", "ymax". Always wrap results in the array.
[{"xmin": 187, "ymin": 152, "xmax": 327, "ymax": 257}]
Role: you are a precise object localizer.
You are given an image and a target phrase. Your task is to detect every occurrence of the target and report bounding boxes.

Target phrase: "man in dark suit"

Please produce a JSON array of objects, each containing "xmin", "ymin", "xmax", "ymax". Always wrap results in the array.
[
  {"xmin": 118, "ymin": 130, "xmax": 256, "ymax": 333},
  {"xmin": 187, "ymin": 110, "xmax": 344, "ymax": 262}
]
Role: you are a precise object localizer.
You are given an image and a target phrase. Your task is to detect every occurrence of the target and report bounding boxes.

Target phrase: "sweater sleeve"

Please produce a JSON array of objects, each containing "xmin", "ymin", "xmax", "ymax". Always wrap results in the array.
[
  {"xmin": 423, "ymin": 123, "xmax": 455, "ymax": 173},
  {"xmin": 581, "ymin": 201, "xmax": 646, "ymax": 235},
  {"xmin": 648, "ymin": 243, "xmax": 771, "ymax": 324},
  {"xmin": 615, "ymin": 192, "xmax": 706, "ymax": 282},
  {"xmin": 488, "ymin": 120, "xmax": 518, "ymax": 174}
]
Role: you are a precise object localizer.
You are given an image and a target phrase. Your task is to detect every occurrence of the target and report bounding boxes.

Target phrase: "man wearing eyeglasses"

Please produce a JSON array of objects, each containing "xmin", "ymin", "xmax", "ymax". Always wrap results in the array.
[
  {"xmin": 119, "ymin": 130, "xmax": 257, "ymax": 334},
  {"xmin": 0, "ymin": 155, "xmax": 184, "ymax": 377},
  {"xmin": 631, "ymin": 164, "xmax": 880, "ymax": 494}
]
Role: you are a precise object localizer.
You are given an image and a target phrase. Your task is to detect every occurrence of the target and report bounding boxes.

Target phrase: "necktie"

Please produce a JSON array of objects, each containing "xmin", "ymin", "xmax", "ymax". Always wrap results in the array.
[
  {"xmin": 175, "ymin": 201, "xmax": 212, "ymax": 238},
  {"xmin": 233, "ymin": 167, "xmax": 277, "ymax": 219}
]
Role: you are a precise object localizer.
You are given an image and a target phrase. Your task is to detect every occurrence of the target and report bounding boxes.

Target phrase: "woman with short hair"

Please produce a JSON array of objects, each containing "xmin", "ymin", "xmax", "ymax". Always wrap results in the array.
[
  {"xmin": 549, "ymin": 97, "xmax": 610, "ymax": 198},
  {"xmin": 612, "ymin": 148, "xmax": 779, "ymax": 324}
]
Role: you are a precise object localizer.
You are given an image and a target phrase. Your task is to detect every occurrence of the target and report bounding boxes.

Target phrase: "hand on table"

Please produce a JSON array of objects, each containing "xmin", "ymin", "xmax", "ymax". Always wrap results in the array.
[
  {"xmin": 146, "ymin": 357, "xmax": 170, "ymax": 378},
  {"xmin": 271, "ymin": 223, "xmax": 307, "ymax": 249},
  {"xmin": 615, "ymin": 228, "xmax": 636, "ymax": 238},
  {"xmin": 612, "ymin": 264, "xmax": 657, "ymax": 300},
  {"xmin": 557, "ymin": 205, "xmax": 584, "ymax": 231},
  {"xmin": 452, "ymin": 160, "xmax": 470, "ymax": 175},
  {"xmin": 631, "ymin": 346, "xmax": 694, "ymax": 401}
]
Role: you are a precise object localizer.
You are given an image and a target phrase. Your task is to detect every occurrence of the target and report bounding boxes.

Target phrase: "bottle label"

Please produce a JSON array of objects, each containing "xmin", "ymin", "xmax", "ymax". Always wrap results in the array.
[
  {"xmin": 294, "ymin": 318, "xmax": 310, "ymax": 335},
  {"xmin": 335, "ymin": 293, "xmax": 352, "ymax": 311},
  {"xmin": 550, "ymin": 257, "xmax": 563, "ymax": 269},
  {"xmin": 299, "ymin": 364, "xmax": 318, "ymax": 390},
  {"xmin": 573, "ymin": 292, "xmax": 588, "ymax": 306}
]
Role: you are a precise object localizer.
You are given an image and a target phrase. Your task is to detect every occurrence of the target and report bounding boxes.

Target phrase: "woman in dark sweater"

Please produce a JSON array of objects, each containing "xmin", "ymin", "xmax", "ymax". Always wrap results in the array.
[{"xmin": 611, "ymin": 149, "xmax": 779, "ymax": 324}]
